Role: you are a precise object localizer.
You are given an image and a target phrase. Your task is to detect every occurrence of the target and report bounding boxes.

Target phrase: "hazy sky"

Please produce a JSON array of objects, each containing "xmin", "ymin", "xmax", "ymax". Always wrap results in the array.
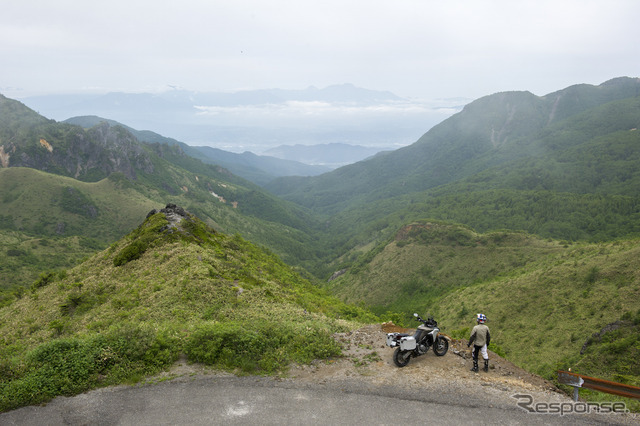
[{"xmin": 1, "ymin": 0, "xmax": 638, "ymax": 100}]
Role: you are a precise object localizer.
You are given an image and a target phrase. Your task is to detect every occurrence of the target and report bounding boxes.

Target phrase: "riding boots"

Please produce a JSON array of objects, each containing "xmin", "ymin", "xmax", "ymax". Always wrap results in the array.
[
  {"xmin": 471, "ymin": 359, "xmax": 479, "ymax": 372},
  {"xmin": 483, "ymin": 359, "xmax": 489, "ymax": 372}
]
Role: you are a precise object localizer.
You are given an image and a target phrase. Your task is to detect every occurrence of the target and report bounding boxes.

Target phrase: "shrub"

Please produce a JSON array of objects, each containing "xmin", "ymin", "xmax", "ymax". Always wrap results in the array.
[
  {"xmin": 184, "ymin": 322, "xmax": 265, "ymax": 372},
  {"xmin": 0, "ymin": 338, "xmax": 101, "ymax": 411},
  {"xmin": 0, "ymin": 325, "xmax": 180, "ymax": 412},
  {"xmin": 113, "ymin": 240, "xmax": 149, "ymax": 266},
  {"xmin": 450, "ymin": 327, "xmax": 470, "ymax": 339},
  {"xmin": 30, "ymin": 271, "xmax": 57, "ymax": 291},
  {"xmin": 184, "ymin": 321, "xmax": 341, "ymax": 374}
]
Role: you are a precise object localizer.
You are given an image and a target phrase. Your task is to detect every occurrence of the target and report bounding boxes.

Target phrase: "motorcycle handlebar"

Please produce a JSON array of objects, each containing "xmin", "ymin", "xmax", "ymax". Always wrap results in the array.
[{"xmin": 414, "ymin": 313, "xmax": 438, "ymax": 327}]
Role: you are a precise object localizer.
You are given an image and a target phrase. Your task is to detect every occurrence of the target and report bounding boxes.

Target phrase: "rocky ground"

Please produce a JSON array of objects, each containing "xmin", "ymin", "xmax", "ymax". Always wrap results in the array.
[{"xmin": 288, "ymin": 324, "xmax": 561, "ymax": 400}]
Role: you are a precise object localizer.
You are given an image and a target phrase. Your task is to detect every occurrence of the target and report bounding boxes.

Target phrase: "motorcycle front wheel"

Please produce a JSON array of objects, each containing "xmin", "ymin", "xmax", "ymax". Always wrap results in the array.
[
  {"xmin": 393, "ymin": 348, "xmax": 411, "ymax": 367},
  {"xmin": 433, "ymin": 337, "xmax": 449, "ymax": 356}
]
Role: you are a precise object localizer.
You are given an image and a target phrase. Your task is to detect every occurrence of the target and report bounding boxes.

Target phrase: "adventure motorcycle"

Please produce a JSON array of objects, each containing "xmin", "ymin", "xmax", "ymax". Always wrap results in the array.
[{"xmin": 386, "ymin": 313, "xmax": 449, "ymax": 367}]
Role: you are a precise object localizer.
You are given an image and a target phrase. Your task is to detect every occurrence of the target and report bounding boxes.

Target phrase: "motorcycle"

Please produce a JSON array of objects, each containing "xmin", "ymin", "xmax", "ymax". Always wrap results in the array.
[{"xmin": 386, "ymin": 313, "xmax": 449, "ymax": 367}]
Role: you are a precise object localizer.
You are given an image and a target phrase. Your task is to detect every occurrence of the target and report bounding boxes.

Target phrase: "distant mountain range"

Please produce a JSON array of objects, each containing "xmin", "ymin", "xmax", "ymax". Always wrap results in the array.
[
  {"xmin": 63, "ymin": 116, "xmax": 389, "ymax": 184},
  {"xmin": 4, "ymin": 77, "xmax": 640, "ymax": 281},
  {"xmin": 263, "ymin": 143, "xmax": 386, "ymax": 168},
  {"xmin": 4, "ymin": 77, "xmax": 640, "ymax": 283}
]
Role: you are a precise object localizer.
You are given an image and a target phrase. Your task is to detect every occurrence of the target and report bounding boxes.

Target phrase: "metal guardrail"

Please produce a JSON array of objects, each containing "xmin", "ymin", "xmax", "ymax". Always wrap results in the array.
[{"xmin": 558, "ymin": 370, "xmax": 640, "ymax": 401}]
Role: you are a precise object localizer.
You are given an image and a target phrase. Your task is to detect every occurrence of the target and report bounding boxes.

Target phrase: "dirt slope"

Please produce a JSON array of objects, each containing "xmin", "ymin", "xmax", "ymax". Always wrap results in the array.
[
  {"xmin": 163, "ymin": 323, "xmax": 562, "ymax": 404},
  {"xmin": 289, "ymin": 324, "xmax": 560, "ymax": 397}
]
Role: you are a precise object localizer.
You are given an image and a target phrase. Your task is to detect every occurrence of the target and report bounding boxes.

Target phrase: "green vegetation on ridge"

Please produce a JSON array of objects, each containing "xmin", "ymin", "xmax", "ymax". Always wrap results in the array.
[
  {"xmin": 327, "ymin": 221, "xmax": 566, "ymax": 311},
  {"xmin": 0, "ymin": 206, "xmax": 375, "ymax": 412}
]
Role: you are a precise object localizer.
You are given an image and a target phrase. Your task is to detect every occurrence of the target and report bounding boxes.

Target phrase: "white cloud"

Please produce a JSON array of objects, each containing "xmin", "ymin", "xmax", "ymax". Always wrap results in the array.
[{"xmin": 194, "ymin": 99, "xmax": 458, "ymax": 120}]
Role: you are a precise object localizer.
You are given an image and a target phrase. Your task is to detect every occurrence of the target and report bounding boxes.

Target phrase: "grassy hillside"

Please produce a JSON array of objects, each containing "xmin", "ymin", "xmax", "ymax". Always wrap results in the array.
[
  {"xmin": 0, "ymin": 168, "xmax": 156, "ymax": 241},
  {"xmin": 434, "ymin": 238, "xmax": 640, "ymax": 409},
  {"xmin": 0, "ymin": 205, "xmax": 375, "ymax": 412},
  {"xmin": 0, "ymin": 167, "xmax": 158, "ymax": 289},
  {"xmin": 326, "ymin": 221, "xmax": 566, "ymax": 311},
  {"xmin": 327, "ymin": 221, "xmax": 640, "ymax": 408}
]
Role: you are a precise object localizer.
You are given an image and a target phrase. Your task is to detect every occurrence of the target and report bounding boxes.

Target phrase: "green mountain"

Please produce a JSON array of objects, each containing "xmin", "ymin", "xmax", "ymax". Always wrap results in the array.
[
  {"xmin": 64, "ymin": 115, "xmax": 330, "ymax": 186},
  {"xmin": 0, "ymin": 95, "xmax": 324, "ymax": 289},
  {"xmin": 0, "ymin": 205, "xmax": 374, "ymax": 412},
  {"xmin": 264, "ymin": 78, "xmax": 640, "ymax": 279},
  {"xmin": 267, "ymin": 77, "xmax": 640, "ymax": 215}
]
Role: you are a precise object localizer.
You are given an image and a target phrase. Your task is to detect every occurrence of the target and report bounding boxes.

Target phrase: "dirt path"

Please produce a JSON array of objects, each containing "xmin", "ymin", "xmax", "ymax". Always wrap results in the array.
[
  {"xmin": 158, "ymin": 323, "xmax": 567, "ymax": 408},
  {"xmin": 287, "ymin": 324, "xmax": 562, "ymax": 404}
]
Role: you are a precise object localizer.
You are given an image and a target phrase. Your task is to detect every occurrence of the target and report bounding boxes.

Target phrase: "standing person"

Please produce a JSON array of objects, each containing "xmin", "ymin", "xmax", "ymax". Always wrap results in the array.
[{"xmin": 467, "ymin": 313, "xmax": 490, "ymax": 372}]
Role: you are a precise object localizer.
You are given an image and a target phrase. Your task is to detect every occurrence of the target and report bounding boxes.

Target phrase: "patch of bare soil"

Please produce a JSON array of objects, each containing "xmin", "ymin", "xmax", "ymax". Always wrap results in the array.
[
  {"xmin": 287, "ymin": 324, "xmax": 561, "ymax": 396},
  {"xmin": 159, "ymin": 323, "xmax": 561, "ymax": 400}
]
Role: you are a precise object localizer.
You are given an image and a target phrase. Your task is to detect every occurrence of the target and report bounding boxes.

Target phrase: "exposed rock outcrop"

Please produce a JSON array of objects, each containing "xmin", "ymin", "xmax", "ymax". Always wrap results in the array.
[
  {"xmin": 580, "ymin": 320, "xmax": 631, "ymax": 354},
  {"xmin": 146, "ymin": 203, "xmax": 192, "ymax": 233}
]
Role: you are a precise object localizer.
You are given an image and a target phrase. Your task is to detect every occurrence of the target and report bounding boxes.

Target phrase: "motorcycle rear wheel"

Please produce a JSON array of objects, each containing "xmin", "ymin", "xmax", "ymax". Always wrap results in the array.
[
  {"xmin": 433, "ymin": 337, "xmax": 449, "ymax": 356},
  {"xmin": 393, "ymin": 348, "xmax": 411, "ymax": 367}
]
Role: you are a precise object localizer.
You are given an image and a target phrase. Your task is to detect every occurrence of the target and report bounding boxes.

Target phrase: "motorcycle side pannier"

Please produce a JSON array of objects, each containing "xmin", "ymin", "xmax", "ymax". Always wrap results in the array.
[
  {"xmin": 399, "ymin": 336, "xmax": 416, "ymax": 351},
  {"xmin": 386, "ymin": 333, "xmax": 399, "ymax": 347}
]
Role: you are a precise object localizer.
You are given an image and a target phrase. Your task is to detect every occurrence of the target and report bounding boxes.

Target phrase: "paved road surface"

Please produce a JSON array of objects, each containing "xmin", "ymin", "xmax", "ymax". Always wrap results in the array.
[{"xmin": 1, "ymin": 375, "xmax": 630, "ymax": 425}]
